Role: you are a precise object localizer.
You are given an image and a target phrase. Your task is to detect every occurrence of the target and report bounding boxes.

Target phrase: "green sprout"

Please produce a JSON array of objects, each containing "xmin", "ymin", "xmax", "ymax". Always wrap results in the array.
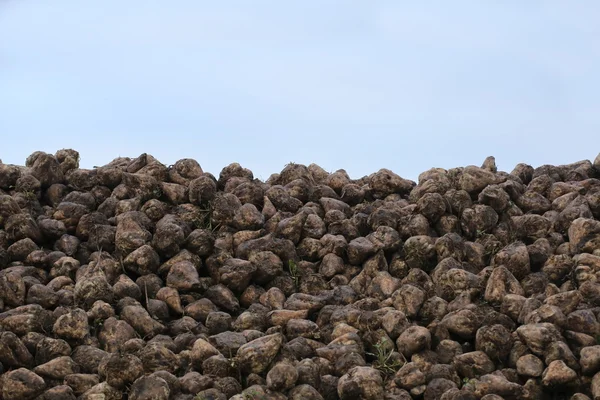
[
  {"xmin": 367, "ymin": 337, "xmax": 405, "ymax": 378},
  {"xmin": 288, "ymin": 260, "xmax": 300, "ymax": 287}
]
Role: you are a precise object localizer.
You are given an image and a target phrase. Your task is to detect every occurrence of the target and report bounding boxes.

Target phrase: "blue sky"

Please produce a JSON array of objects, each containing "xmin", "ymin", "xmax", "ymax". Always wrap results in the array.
[{"xmin": 1, "ymin": 1, "xmax": 599, "ymax": 181}]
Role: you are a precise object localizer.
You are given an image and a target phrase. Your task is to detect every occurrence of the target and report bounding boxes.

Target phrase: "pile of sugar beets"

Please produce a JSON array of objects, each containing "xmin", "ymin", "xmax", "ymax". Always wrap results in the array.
[{"xmin": 1, "ymin": 150, "xmax": 600, "ymax": 400}]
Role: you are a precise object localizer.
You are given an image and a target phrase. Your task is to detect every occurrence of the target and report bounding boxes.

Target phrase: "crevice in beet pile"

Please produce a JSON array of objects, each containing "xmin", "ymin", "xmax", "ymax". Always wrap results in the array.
[{"xmin": 1, "ymin": 150, "xmax": 600, "ymax": 400}]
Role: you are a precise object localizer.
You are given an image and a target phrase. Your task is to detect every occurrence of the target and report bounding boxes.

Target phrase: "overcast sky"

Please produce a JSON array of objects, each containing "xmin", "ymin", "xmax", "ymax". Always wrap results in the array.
[{"xmin": 1, "ymin": 1, "xmax": 599, "ymax": 181}]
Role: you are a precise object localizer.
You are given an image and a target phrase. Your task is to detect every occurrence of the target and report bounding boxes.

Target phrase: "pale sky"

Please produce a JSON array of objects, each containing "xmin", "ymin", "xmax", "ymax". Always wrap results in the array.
[{"xmin": 1, "ymin": 1, "xmax": 599, "ymax": 181}]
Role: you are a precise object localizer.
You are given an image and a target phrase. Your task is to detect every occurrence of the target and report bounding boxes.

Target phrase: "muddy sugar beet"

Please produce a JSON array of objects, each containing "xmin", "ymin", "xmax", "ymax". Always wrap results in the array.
[{"xmin": 1, "ymin": 150, "xmax": 600, "ymax": 400}]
